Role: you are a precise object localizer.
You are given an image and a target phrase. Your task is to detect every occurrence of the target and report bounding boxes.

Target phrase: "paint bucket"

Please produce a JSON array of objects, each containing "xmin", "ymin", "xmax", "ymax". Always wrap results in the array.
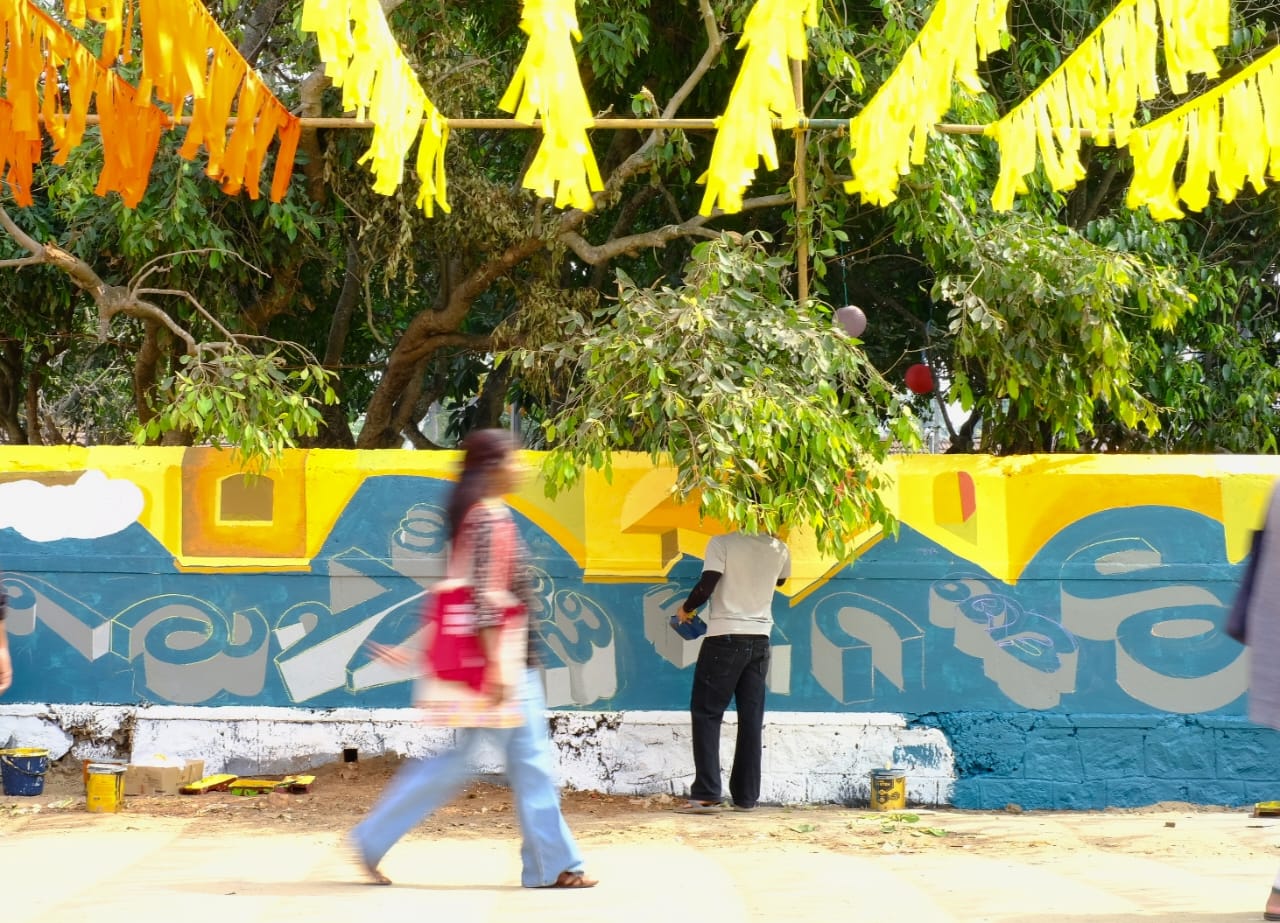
[
  {"xmin": 0, "ymin": 748, "xmax": 50, "ymax": 797},
  {"xmin": 86, "ymin": 763, "xmax": 127, "ymax": 813},
  {"xmin": 82, "ymin": 758, "xmax": 128, "ymax": 788},
  {"xmin": 869, "ymin": 767, "xmax": 907, "ymax": 811}
]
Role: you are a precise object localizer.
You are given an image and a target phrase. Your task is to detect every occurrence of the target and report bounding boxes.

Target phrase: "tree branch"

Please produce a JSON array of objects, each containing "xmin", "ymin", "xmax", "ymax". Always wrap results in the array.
[
  {"xmin": 129, "ymin": 248, "xmax": 266, "ymax": 292},
  {"xmin": 403, "ymin": 331, "xmax": 496, "ymax": 367},
  {"xmin": 0, "ymin": 203, "xmax": 201, "ymax": 356},
  {"xmin": 589, "ymin": 186, "xmax": 659, "ymax": 288},
  {"xmin": 133, "ymin": 288, "xmax": 234, "ymax": 345},
  {"xmin": 561, "ymin": 193, "xmax": 791, "ymax": 265}
]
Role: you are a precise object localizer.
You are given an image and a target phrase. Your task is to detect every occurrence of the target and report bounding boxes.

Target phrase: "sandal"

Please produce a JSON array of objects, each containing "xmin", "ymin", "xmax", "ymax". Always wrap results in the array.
[
  {"xmin": 542, "ymin": 870, "xmax": 598, "ymax": 889},
  {"xmin": 675, "ymin": 799, "xmax": 724, "ymax": 815},
  {"xmin": 348, "ymin": 838, "xmax": 391, "ymax": 886},
  {"xmin": 1266, "ymin": 887, "xmax": 1280, "ymax": 920}
]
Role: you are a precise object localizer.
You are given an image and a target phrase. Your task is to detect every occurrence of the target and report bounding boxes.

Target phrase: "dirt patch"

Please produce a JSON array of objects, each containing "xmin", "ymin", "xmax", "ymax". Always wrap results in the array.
[{"xmin": 1, "ymin": 754, "xmax": 1269, "ymax": 863}]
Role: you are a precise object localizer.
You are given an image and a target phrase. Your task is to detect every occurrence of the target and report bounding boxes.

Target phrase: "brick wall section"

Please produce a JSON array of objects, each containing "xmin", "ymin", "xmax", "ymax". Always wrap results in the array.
[{"xmin": 917, "ymin": 712, "xmax": 1280, "ymax": 810}]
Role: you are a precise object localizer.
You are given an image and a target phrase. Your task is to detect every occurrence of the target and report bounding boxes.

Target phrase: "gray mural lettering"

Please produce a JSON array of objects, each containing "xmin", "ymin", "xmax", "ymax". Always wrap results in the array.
[
  {"xmin": 930, "ymin": 577, "xmax": 1079, "ymax": 709},
  {"xmin": 811, "ymin": 591, "xmax": 925, "ymax": 705}
]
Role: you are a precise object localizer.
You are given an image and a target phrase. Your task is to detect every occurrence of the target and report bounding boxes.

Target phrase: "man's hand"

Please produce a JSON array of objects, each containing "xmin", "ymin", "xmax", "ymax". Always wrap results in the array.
[
  {"xmin": 677, "ymin": 606, "xmax": 696, "ymax": 623},
  {"xmin": 0, "ymin": 645, "xmax": 11, "ymax": 695}
]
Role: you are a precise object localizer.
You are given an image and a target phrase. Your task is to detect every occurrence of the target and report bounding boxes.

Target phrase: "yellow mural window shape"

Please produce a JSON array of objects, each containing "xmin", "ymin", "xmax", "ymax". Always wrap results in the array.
[
  {"xmin": 217, "ymin": 473, "xmax": 275, "ymax": 524},
  {"xmin": 179, "ymin": 447, "xmax": 307, "ymax": 565}
]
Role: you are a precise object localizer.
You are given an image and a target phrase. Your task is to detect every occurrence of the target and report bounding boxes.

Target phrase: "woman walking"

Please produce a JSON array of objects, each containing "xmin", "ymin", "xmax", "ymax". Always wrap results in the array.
[{"xmin": 351, "ymin": 429, "xmax": 596, "ymax": 889}]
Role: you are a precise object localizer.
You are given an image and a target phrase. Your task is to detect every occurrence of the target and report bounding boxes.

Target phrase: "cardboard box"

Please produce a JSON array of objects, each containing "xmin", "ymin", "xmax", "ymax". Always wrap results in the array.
[{"xmin": 124, "ymin": 758, "xmax": 205, "ymax": 796}]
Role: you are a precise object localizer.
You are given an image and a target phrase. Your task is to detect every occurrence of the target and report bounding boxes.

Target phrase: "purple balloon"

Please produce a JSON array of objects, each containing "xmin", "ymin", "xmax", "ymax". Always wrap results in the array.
[{"xmin": 835, "ymin": 305, "xmax": 867, "ymax": 338}]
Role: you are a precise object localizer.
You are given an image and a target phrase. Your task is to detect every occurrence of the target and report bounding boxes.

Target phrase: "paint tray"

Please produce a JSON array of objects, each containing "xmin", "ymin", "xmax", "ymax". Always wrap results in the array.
[
  {"xmin": 228, "ymin": 778, "xmax": 281, "ymax": 795},
  {"xmin": 280, "ymin": 774, "xmax": 316, "ymax": 793},
  {"xmin": 179, "ymin": 773, "xmax": 238, "ymax": 794},
  {"xmin": 1254, "ymin": 801, "xmax": 1280, "ymax": 817}
]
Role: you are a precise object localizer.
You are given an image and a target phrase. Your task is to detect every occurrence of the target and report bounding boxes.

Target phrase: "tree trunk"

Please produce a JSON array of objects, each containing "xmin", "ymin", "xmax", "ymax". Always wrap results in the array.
[
  {"xmin": 235, "ymin": 0, "xmax": 289, "ymax": 65},
  {"xmin": 306, "ymin": 237, "xmax": 364, "ymax": 448},
  {"xmin": 0, "ymin": 341, "xmax": 25, "ymax": 443},
  {"xmin": 24, "ymin": 350, "xmax": 45, "ymax": 446},
  {"xmin": 471, "ymin": 358, "xmax": 512, "ymax": 430},
  {"xmin": 357, "ymin": 236, "xmax": 546, "ymax": 448},
  {"xmin": 133, "ymin": 321, "xmax": 163, "ymax": 429}
]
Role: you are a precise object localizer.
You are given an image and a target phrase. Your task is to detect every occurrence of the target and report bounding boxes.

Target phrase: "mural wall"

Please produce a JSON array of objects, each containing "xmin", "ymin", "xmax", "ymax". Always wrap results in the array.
[{"xmin": 1, "ymin": 448, "xmax": 1276, "ymax": 808}]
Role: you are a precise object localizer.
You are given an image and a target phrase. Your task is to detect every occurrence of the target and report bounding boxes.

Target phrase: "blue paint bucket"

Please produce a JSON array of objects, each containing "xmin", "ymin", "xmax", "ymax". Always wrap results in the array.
[
  {"xmin": 669, "ymin": 614, "xmax": 708, "ymax": 640},
  {"xmin": 1, "ymin": 748, "xmax": 50, "ymax": 796}
]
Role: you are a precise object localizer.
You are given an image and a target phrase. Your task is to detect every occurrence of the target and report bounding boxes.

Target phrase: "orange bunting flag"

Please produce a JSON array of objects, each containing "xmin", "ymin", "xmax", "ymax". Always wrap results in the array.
[
  {"xmin": 62, "ymin": 0, "xmax": 130, "ymax": 63},
  {"xmin": 0, "ymin": 100, "xmax": 43, "ymax": 207},
  {"xmin": 0, "ymin": 0, "xmax": 167, "ymax": 204},
  {"xmin": 0, "ymin": 0, "xmax": 97, "ymax": 201},
  {"xmin": 2, "ymin": 0, "xmax": 46, "ymax": 144},
  {"xmin": 0, "ymin": 0, "xmax": 286, "ymax": 210},
  {"xmin": 33, "ymin": 6, "xmax": 99, "ymax": 164},
  {"xmin": 93, "ymin": 73, "xmax": 166, "ymax": 207},
  {"xmin": 134, "ymin": 0, "xmax": 299, "ymax": 201}
]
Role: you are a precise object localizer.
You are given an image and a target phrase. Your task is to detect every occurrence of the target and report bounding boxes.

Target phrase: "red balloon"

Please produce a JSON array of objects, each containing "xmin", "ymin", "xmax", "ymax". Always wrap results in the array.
[
  {"xmin": 834, "ymin": 305, "xmax": 867, "ymax": 338},
  {"xmin": 905, "ymin": 363, "xmax": 934, "ymax": 395}
]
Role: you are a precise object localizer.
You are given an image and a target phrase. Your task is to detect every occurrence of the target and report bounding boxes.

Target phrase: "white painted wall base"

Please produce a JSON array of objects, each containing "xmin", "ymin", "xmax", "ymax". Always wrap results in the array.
[{"xmin": 0, "ymin": 705, "xmax": 956, "ymax": 806}]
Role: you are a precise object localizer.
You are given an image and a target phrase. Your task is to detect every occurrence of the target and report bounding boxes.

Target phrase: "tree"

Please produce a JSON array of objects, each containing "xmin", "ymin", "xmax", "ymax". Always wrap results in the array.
[
  {"xmin": 525, "ymin": 232, "xmax": 920, "ymax": 554},
  {"xmin": 1, "ymin": 0, "xmax": 1279, "ymax": 481}
]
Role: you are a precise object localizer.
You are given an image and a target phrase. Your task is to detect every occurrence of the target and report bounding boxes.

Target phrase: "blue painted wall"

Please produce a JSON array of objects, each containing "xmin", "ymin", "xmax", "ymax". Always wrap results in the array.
[{"xmin": 1, "ymin": 451, "xmax": 1275, "ymax": 809}]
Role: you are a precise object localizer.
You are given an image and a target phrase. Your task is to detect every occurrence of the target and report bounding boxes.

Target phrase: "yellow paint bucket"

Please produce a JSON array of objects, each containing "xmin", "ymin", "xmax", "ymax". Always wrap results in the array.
[
  {"xmin": 870, "ymin": 768, "xmax": 907, "ymax": 811},
  {"xmin": 86, "ymin": 763, "xmax": 126, "ymax": 813}
]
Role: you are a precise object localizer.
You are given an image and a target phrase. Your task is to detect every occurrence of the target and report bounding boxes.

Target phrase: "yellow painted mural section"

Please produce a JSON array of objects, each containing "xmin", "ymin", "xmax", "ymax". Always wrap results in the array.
[{"xmin": 0, "ymin": 447, "xmax": 1277, "ymax": 585}]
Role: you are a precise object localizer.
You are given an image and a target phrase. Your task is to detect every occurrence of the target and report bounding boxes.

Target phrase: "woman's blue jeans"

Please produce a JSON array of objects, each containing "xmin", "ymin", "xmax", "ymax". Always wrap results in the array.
[
  {"xmin": 689, "ymin": 634, "xmax": 770, "ymax": 809},
  {"xmin": 351, "ymin": 668, "xmax": 583, "ymax": 887}
]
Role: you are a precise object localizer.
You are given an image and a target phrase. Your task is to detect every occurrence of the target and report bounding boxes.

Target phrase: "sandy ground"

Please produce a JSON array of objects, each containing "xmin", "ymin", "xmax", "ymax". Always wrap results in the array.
[
  {"xmin": 6, "ymin": 755, "xmax": 1280, "ymax": 922},
  {"xmin": 1, "ymin": 752, "xmax": 1276, "ymax": 861}
]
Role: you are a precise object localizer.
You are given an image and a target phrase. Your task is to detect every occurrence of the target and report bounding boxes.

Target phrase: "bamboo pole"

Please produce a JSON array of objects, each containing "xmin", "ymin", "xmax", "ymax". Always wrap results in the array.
[
  {"xmin": 57, "ymin": 113, "xmax": 1012, "ymax": 134},
  {"xmin": 792, "ymin": 58, "xmax": 809, "ymax": 308}
]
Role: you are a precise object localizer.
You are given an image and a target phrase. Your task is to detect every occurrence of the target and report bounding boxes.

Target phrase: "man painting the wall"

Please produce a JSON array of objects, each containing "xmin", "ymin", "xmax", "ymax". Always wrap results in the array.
[{"xmin": 674, "ymin": 528, "xmax": 791, "ymax": 814}]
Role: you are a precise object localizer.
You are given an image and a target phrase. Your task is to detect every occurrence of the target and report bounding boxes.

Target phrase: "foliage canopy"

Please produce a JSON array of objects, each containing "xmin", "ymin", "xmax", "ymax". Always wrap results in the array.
[
  {"xmin": 526, "ymin": 232, "xmax": 919, "ymax": 553},
  {"xmin": 2, "ymin": 0, "xmax": 1280, "ymax": 515}
]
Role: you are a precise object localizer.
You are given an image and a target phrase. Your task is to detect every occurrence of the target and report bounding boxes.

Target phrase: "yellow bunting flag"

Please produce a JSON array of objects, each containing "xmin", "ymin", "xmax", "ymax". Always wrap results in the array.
[
  {"xmin": 1159, "ymin": 0, "xmax": 1229, "ymax": 95},
  {"xmin": 1127, "ymin": 44, "xmax": 1280, "ymax": 221},
  {"xmin": 844, "ymin": 0, "xmax": 1010, "ymax": 207},
  {"xmin": 500, "ymin": 0, "xmax": 602, "ymax": 212},
  {"xmin": 300, "ymin": 0, "xmax": 450, "ymax": 215},
  {"xmin": 987, "ymin": 0, "xmax": 1228, "ymax": 211},
  {"xmin": 699, "ymin": 0, "xmax": 817, "ymax": 216}
]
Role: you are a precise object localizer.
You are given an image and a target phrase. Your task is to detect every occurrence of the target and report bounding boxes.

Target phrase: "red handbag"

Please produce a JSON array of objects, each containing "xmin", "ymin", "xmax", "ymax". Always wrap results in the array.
[
  {"xmin": 422, "ymin": 505, "xmax": 523, "ymax": 691},
  {"xmin": 424, "ymin": 581, "xmax": 488, "ymax": 690}
]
